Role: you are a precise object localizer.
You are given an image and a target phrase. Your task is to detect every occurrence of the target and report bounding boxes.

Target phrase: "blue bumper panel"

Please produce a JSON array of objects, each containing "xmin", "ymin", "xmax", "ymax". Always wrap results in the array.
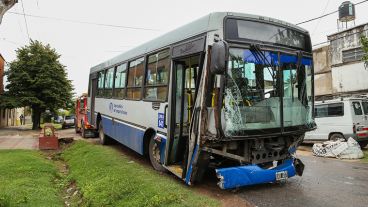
[{"xmin": 215, "ymin": 159, "xmax": 296, "ymax": 189}]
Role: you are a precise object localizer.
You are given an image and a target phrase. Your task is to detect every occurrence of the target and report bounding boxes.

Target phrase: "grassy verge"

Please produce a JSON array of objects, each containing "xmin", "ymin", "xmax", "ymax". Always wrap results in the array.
[
  {"xmin": 62, "ymin": 141, "xmax": 220, "ymax": 207},
  {"xmin": 0, "ymin": 150, "xmax": 63, "ymax": 207},
  {"xmin": 362, "ymin": 150, "xmax": 368, "ymax": 163},
  {"xmin": 40, "ymin": 123, "xmax": 62, "ymax": 130}
]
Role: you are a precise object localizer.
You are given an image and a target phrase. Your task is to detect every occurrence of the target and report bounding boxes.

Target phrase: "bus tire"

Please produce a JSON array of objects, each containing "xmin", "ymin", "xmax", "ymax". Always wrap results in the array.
[
  {"xmin": 99, "ymin": 122, "xmax": 109, "ymax": 145},
  {"xmin": 149, "ymin": 136, "xmax": 166, "ymax": 172}
]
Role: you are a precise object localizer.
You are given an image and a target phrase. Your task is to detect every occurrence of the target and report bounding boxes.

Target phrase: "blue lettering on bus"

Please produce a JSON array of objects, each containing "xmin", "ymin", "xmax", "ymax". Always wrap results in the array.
[
  {"xmin": 109, "ymin": 102, "xmax": 128, "ymax": 115},
  {"xmin": 158, "ymin": 113, "xmax": 165, "ymax": 129}
]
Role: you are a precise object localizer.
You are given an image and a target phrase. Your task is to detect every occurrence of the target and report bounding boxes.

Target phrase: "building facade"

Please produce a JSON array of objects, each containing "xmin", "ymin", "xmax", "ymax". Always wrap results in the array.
[
  {"xmin": 313, "ymin": 23, "xmax": 368, "ymax": 100},
  {"xmin": 0, "ymin": 54, "xmax": 24, "ymax": 127}
]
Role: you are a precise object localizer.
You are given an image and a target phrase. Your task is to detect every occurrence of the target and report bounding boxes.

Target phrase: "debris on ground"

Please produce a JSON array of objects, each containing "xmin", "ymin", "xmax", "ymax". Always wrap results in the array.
[{"xmin": 312, "ymin": 138, "xmax": 364, "ymax": 159}]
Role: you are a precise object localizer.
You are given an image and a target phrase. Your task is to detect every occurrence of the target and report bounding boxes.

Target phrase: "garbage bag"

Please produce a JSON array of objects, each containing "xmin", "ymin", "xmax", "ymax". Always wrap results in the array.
[{"xmin": 312, "ymin": 138, "xmax": 364, "ymax": 159}]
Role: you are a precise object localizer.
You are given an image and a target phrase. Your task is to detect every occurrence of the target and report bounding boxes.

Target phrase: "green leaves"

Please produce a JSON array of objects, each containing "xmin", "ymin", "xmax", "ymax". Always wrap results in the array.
[
  {"xmin": 1, "ymin": 40, "xmax": 73, "ymax": 112},
  {"xmin": 361, "ymin": 35, "xmax": 368, "ymax": 68}
]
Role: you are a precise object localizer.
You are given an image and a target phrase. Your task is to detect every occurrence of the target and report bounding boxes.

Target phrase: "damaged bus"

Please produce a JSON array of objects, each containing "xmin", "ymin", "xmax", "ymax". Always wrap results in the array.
[{"xmin": 87, "ymin": 12, "xmax": 315, "ymax": 189}]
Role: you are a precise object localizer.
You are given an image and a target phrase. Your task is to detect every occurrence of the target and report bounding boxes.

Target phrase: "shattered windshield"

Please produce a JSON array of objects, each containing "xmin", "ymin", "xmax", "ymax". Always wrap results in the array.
[{"xmin": 224, "ymin": 48, "xmax": 313, "ymax": 136}]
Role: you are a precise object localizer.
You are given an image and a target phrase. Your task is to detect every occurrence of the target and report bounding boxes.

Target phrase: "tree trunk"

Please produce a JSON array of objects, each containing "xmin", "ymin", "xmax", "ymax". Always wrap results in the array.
[{"xmin": 32, "ymin": 106, "xmax": 41, "ymax": 130}]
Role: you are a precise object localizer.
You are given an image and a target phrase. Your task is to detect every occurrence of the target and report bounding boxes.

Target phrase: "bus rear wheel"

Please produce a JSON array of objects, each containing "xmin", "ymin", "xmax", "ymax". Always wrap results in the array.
[
  {"xmin": 149, "ymin": 136, "xmax": 166, "ymax": 172},
  {"xmin": 99, "ymin": 122, "xmax": 109, "ymax": 145}
]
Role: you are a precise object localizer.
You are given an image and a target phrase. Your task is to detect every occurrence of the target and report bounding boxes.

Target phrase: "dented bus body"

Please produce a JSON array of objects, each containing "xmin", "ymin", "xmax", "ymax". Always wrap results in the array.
[{"xmin": 87, "ymin": 12, "xmax": 315, "ymax": 189}]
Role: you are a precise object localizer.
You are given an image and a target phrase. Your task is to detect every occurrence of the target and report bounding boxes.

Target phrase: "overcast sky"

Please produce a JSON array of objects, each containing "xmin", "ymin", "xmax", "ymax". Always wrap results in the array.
[{"xmin": 1, "ymin": 0, "xmax": 368, "ymax": 95}]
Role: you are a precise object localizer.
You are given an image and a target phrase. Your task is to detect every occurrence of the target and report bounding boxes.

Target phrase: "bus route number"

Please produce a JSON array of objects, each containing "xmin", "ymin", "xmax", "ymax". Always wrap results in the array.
[{"xmin": 158, "ymin": 113, "xmax": 165, "ymax": 129}]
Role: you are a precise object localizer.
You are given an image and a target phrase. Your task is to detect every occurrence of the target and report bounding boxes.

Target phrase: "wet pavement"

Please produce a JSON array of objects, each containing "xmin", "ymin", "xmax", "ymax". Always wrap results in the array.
[
  {"xmin": 235, "ymin": 153, "xmax": 368, "ymax": 207},
  {"xmin": 0, "ymin": 126, "xmax": 39, "ymax": 149},
  {"xmin": 0, "ymin": 126, "xmax": 80, "ymax": 150}
]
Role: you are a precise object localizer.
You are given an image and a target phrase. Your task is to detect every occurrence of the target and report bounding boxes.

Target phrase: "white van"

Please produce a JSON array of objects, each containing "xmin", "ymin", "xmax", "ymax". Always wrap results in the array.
[{"xmin": 304, "ymin": 98, "xmax": 368, "ymax": 148}]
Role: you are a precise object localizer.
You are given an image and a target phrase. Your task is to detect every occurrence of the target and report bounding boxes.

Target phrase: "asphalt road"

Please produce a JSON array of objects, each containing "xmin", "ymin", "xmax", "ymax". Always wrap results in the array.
[{"xmin": 235, "ymin": 155, "xmax": 368, "ymax": 207}]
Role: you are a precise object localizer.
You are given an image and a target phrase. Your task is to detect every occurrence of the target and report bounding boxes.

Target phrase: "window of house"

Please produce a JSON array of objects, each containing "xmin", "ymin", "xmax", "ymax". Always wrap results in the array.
[
  {"xmin": 97, "ymin": 70, "xmax": 105, "ymax": 97},
  {"xmin": 342, "ymin": 47, "xmax": 364, "ymax": 63},
  {"xmin": 104, "ymin": 68, "xmax": 114, "ymax": 98},
  {"xmin": 127, "ymin": 57, "xmax": 144, "ymax": 100},
  {"xmin": 144, "ymin": 49, "xmax": 170, "ymax": 101},
  {"xmin": 113, "ymin": 63, "xmax": 127, "ymax": 99}
]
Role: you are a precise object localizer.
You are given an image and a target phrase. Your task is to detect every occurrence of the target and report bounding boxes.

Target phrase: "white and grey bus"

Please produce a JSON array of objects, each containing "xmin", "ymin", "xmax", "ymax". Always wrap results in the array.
[{"xmin": 86, "ymin": 12, "xmax": 314, "ymax": 189}]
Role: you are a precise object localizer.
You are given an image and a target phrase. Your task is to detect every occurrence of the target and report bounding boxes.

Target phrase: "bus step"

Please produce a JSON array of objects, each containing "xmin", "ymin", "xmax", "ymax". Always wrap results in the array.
[{"xmin": 166, "ymin": 165, "xmax": 183, "ymax": 178}]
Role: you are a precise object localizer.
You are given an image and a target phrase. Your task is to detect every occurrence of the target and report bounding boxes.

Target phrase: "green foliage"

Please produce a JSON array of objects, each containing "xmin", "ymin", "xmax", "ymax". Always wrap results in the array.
[
  {"xmin": 0, "ymin": 40, "xmax": 73, "ymax": 129},
  {"xmin": 361, "ymin": 35, "xmax": 368, "ymax": 68},
  {"xmin": 0, "ymin": 150, "xmax": 63, "ymax": 207},
  {"xmin": 62, "ymin": 141, "xmax": 219, "ymax": 207}
]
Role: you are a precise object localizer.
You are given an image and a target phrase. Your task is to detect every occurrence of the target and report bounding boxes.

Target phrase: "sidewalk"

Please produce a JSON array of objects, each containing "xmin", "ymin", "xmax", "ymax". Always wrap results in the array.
[{"xmin": 0, "ymin": 125, "xmax": 39, "ymax": 150}]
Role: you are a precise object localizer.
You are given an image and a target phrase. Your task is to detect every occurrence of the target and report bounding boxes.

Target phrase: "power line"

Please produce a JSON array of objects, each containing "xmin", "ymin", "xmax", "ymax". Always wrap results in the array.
[
  {"xmin": 296, "ymin": 0, "xmax": 368, "ymax": 25},
  {"xmin": 7, "ymin": 11, "xmax": 160, "ymax": 32},
  {"xmin": 312, "ymin": 0, "xmax": 331, "ymax": 35},
  {"xmin": 20, "ymin": 0, "xmax": 31, "ymax": 42}
]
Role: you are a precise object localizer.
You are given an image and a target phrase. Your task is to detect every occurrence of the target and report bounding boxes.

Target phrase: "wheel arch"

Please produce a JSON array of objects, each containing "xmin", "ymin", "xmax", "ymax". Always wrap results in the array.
[
  {"xmin": 143, "ymin": 128, "xmax": 157, "ymax": 157},
  {"xmin": 96, "ymin": 113, "xmax": 102, "ymax": 130},
  {"xmin": 328, "ymin": 132, "xmax": 345, "ymax": 140}
]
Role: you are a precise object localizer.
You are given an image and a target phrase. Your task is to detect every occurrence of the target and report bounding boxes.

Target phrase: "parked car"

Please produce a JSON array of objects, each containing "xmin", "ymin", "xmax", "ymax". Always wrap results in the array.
[
  {"xmin": 304, "ymin": 97, "xmax": 368, "ymax": 148},
  {"xmin": 62, "ymin": 115, "xmax": 75, "ymax": 129}
]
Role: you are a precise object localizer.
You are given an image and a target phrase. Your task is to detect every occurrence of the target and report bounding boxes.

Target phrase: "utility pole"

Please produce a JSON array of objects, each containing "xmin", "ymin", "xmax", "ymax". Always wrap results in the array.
[{"xmin": 0, "ymin": 0, "xmax": 17, "ymax": 24}]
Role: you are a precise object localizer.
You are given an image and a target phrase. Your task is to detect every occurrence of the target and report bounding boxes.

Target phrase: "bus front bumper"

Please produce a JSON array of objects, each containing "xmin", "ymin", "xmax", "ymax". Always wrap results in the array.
[{"xmin": 215, "ymin": 159, "xmax": 298, "ymax": 189}]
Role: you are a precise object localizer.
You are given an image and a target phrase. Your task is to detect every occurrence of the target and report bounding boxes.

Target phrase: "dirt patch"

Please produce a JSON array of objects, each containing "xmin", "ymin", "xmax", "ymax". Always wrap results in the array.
[{"xmin": 42, "ymin": 138, "xmax": 85, "ymax": 207}]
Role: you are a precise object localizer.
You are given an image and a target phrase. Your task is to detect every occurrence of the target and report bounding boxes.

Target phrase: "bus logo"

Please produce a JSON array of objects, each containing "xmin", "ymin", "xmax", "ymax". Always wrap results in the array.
[{"xmin": 109, "ymin": 102, "xmax": 114, "ymax": 112}]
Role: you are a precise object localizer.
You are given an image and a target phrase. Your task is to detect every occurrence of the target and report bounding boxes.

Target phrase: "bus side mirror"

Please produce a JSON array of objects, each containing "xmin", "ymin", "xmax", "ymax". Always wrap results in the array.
[{"xmin": 210, "ymin": 40, "xmax": 228, "ymax": 74}]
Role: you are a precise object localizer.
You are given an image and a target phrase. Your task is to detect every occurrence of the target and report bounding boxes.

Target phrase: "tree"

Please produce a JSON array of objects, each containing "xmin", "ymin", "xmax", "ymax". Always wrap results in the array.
[
  {"xmin": 361, "ymin": 35, "xmax": 368, "ymax": 69},
  {"xmin": 1, "ymin": 40, "xmax": 73, "ymax": 129}
]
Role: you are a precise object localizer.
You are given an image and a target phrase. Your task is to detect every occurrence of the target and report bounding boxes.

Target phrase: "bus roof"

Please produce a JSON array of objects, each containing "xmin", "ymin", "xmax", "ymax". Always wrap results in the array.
[{"xmin": 90, "ymin": 12, "xmax": 308, "ymax": 73}]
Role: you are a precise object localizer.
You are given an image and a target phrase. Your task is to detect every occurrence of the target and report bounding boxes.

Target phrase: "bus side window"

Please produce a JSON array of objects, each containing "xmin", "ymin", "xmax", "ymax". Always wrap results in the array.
[
  {"xmin": 113, "ymin": 63, "xmax": 127, "ymax": 99},
  {"xmin": 104, "ymin": 67, "xmax": 114, "ymax": 98},
  {"xmin": 127, "ymin": 57, "xmax": 144, "ymax": 100},
  {"xmin": 144, "ymin": 49, "xmax": 170, "ymax": 101},
  {"xmin": 97, "ymin": 70, "xmax": 105, "ymax": 97}
]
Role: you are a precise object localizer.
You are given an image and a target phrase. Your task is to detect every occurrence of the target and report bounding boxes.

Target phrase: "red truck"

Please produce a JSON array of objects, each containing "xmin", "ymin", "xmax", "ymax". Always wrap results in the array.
[{"xmin": 75, "ymin": 93, "xmax": 94, "ymax": 138}]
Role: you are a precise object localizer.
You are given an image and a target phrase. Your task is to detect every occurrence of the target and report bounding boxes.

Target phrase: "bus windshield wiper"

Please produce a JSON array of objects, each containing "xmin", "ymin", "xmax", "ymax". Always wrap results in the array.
[{"xmin": 249, "ymin": 44, "xmax": 277, "ymax": 90}]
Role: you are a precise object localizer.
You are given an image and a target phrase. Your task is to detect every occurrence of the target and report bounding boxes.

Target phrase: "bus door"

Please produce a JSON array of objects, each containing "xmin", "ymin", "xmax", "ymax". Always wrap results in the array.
[
  {"xmin": 166, "ymin": 54, "xmax": 202, "ymax": 178},
  {"xmin": 90, "ymin": 75, "xmax": 98, "ymax": 126}
]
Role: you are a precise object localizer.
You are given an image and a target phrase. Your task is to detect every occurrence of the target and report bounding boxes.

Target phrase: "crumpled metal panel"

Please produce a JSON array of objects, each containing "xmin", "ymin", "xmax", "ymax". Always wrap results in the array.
[{"xmin": 215, "ymin": 159, "xmax": 296, "ymax": 189}]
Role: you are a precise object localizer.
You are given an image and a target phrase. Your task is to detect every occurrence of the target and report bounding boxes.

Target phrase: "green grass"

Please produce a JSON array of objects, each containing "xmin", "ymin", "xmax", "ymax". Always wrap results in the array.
[
  {"xmin": 62, "ymin": 141, "xmax": 220, "ymax": 207},
  {"xmin": 40, "ymin": 123, "xmax": 62, "ymax": 130},
  {"xmin": 0, "ymin": 150, "xmax": 63, "ymax": 207}
]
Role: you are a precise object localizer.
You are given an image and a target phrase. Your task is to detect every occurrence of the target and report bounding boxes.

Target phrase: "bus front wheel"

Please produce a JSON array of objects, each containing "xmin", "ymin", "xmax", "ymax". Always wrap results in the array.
[{"xmin": 149, "ymin": 136, "xmax": 166, "ymax": 172}]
